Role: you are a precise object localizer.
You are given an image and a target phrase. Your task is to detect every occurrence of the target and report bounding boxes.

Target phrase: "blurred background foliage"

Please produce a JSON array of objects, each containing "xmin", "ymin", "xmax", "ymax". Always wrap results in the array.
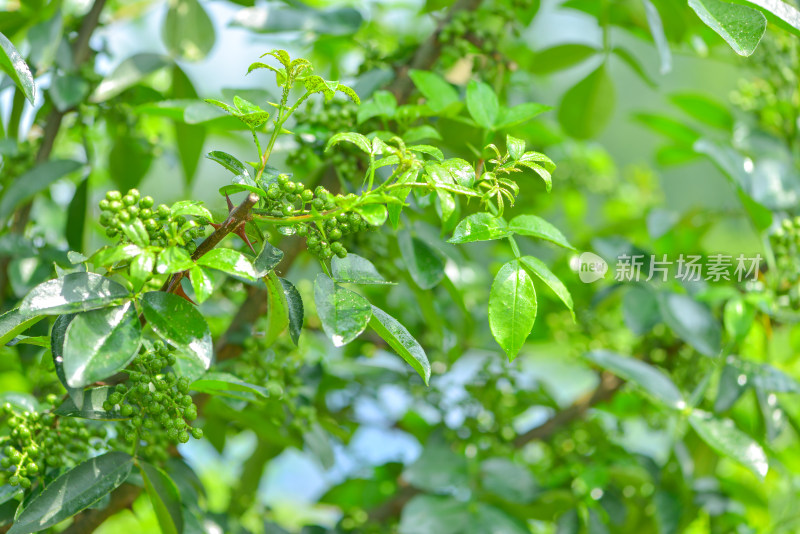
[{"xmin": 2, "ymin": 0, "xmax": 800, "ymax": 532}]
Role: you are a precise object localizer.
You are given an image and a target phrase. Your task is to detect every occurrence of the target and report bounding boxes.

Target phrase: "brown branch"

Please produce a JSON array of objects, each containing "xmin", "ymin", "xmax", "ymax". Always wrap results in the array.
[
  {"xmin": 390, "ymin": 0, "xmax": 484, "ymax": 103},
  {"xmin": 61, "ymin": 483, "xmax": 140, "ymax": 534},
  {"xmin": 512, "ymin": 371, "xmax": 623, "ymax": 448},
  {"xmin": 161, "ymin": 193, "xmax": 260, "ymax": 294}
]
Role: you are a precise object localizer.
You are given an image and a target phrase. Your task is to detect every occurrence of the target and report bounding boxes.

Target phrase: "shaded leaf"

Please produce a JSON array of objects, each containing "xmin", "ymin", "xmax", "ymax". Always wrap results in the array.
[
  {"xmin": 20, "ymin": 273, "xmax": 129, "ymax": 315},
  {"xmin": 8, "ymin": 452, "xmax": 133, "ymax": 534},
  {"xmin": 370, "ymin": 305, "xmax": 430, "ymax": 385},
  {"xmin": 314, "ymin": 274, "xmax": 371, "ymax": 347},
  {"xmin": 586, "ymin": 350, "xmax": 685, "ymax": 408},
  {"xmin": 689, "ymin": 410, "xmax": 768, "ymax": 478},
  {"xmin": 63, "ymin": 302, "xmax": 142, "ymax": 388}
]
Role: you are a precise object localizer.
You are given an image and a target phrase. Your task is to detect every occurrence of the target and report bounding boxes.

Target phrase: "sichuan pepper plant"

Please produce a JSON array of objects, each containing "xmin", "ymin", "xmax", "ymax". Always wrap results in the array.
[{"xmin": 0, "ymin": 48, "xmax": 566, "ymax": 533}]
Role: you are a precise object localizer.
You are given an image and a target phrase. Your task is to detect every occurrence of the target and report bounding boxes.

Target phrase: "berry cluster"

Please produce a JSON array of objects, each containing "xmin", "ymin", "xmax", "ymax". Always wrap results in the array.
[
  {"xmin": 107, "ymin": 341, "xmax": 202, "ymax": 454},
  {"xmin": 234, "ymin": 337, "xmax": 316, "ymax": 434},
  {"xmin": 770, "ymin": 217, "xmax": 800, "ymax": 305},
  {"xmin": 0, "ymin": 396, "xmax": 102, "ymax": 489},
  {"xmin": 98, "ymin": 189, "xmax": 205, "ymax": 252},
  {"xmin": 260, "ymin": 175, "xmax": 374, "ymax": 260},
  {"xmin": 288, "ymin": 100, "xmax": 361, "ymax": 179}
]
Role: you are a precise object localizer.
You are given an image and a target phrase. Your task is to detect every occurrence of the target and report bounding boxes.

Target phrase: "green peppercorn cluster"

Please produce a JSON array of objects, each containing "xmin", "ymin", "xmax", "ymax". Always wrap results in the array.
[
  {"xmin": 438, "ymin": 6, "xmax": 511, "ymax": 58},
  {"xmin": 98, "ymin": 188, "xmax": 206, "ymax": 253},
  {"xmin": 105, "ymin": 341, "xmax": 202, "ymax": 455},
  {"xmin": 233, "ymin": 337, "xmax": 316, "ymax": 434},
  {"xmin": 288, "ymin": 100, "xmax": 361, "ymax": 179},
  {"xmin": 0, "ymin": 396, "xmax": 102, "ymax": 489},
  {"xmin": 770, "ymin": 217, "xmax": 800, "ymax": 305},
  {"xmin": 261, "ymin": 175, "xmax": 374, "ymax": 259}
]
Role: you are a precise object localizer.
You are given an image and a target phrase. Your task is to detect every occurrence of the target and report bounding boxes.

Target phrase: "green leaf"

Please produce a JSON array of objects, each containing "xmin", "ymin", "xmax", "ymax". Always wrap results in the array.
[
  {"xmin": 399, "ymin": 496, "xmax": 529, "ymax": 534},
  {"xmin": 398, "ymin": 231, "xmax": 446, "ymax": 289},
  {"xmin": 140, "ymin": 462, "xmax": 183, "ymax": 534},
  {"xmin": 188, "ymin": 266, "xmax": 214, "ymax": 304},
  {"xmin": 53, "ymin": 386, "xmax": 128, "ymax": 420},
  {"xmin": 633, "ymin": 113, "xmax": 700, "ymax": 146},
  {"xmin": 408, "ymin": 69, "xmax": 460, "ymax": 112},
  {"xmin": 404, "ymin": 442, "xmax": 469, "ymax": 493},
  {"xmin": 508, "ymin": 214, "xmax": 575, "ymax": 249},
  {"xmin": 20, "ymin": 273, "xmax": 130, "ymax": 315},
  {"xmin": 51, "ymin": 314, "xmax": 84, "ymax": 407},
  {"xmin": 466, "ymin": 80, "xmax": 499, "ymax": 129},
  {"xmin": 8, "ymin": 452, "xmax": 133, "ymax": 534},
  {"xmin": 369, "ymin": 305, "xmax": 431, "ymax": 385},
  {"xmin": 162, "ymin": 0, "xmax": 215, "ymax": 62},
  {"xmin": 314, "ymin": 274, "xmax": 372, "ymax": 347},
  {"xmin": 689, "ymin": 0, "xmax": 766, "ymax": 56},
  {"xmin": 611, "ymin": 46, "xmax": 657, "ymax": 88},
  {"xmin": 89, "ymin": 244, "xmax": 143, "ymax": 268},
  {"xmin": 156, "ymin": 247, "xmax": 194, "ymax": 275},
  {"xmin": 279, "ymin": 277, "xmax": 304, "ymax": 346},
  {"xmin": 658, "ymin": 292, "xmax": 721, "ymax": 357},
  {"xmin": 170, "ymin": 200, "xmax": 214, "ymax": 222},
  {"xmin": 495, "ymin": 102, "xmax": 551, "ymax": 129},
  {"xmin": 197, "ymin": 248, "xmax": 256, "ymax": 280},
  {"xmin": 66, "ymin": 177, "xmax": 89, "ymax": 252},
  {"xmin": 670, "ymin": 92, "xmax": 734, "ymax": 130},
  {"xmin": 0, "ymin": 159, "xmax": 82, "ymax": 221},
  {"xmin": 489, "ymin": 260, "xmax": 536, "ymax": 361},
  {"xmin": 519, "ymin": 256, "xmax": 574, "ymax": 317},
  {"xmin": 585, "ymin": 350, "xmax": 685, "ymax": 408},
  {"xmin": 623, "ymin": 286, "xmax": 661, "ymax": 335},
  {"xmin": 0, "ymin": 308, "xmax": 43, "ymax": 346},
  {"xmin": 109, "ymin": 135, "xmax": 154, "ymax": 191},
  {"xmin": 332, "ymin": 253, "xmax": 392, "ymax": 285},
  {"xmin": 206, "ymin": 150, "xmax": 250, "ymax": 180},
  {"xmin": 263, "ymin": 272, "xmax": 289, "ymax": 346},
  {"xmin": 689, "ymin": 410, "xmax": 768, "ymax": 478},
  {"xmin": 140, "ymin": 291, "xmax": 212, "ymax": 370},
  {"xmin": 91, "ymin": 53, "xmax": 172, "ymax": 102},
  {"xmin": 355, "ymin": 204, "xmax": 388, "ymax": 226},
  {"xmin": 253, "ymin": 240, "xmax": 284, "ymax": 278},
  {"xmin": 448, "ymin": 213, "xmax": 512, "ymax": 244},
  {"xmin": 723, "ymin": 298, "xmax": 755, "ymax": 340},
  {"xmin": 729, "ymin": 0, "xmax": 800, "ymax": 39},
  {"xmin": 0, "ymin": 32, "xmax": 35, "ymax": 104},
  {"xmin": 480, "ymin": 458, "xmax": 537, "ymax": 504},
  {"xmin": 642, "ymin": 0, "xmax": 672, "ymax": 74},
  {"xmin": 190, "ymin": 371, "xmax": 270, "ymax": 400},
  {"xmin": 130, "ymin": 251, "xmax": 155, "ymax": 292},
  {"xmin": 528, "ymin": 43, "xmax": 598, "ymax": 75},
  {"xmin": 63, "ymin": 302, "xmax": 142, "ymax": 388},
  {"xmin": 558, "ymin": 64, "xmax": 615, "ymax": 139},
  {"xmin": 506, "ymin": 135, "xmax": 526, "ymax": 160},
  {"xmin": 326, "ymin": 132, "xmax": 372, "ymax": 154}
]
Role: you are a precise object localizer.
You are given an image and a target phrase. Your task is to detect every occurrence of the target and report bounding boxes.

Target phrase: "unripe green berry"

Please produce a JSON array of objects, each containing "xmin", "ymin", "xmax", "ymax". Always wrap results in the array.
[
  {"xmin": 120, "ymin": 404, "xmax": 134, "ymax": 417},
  {"xmin": 191, "ymin": 428, "xmax": 203, "ymax": 439},
  {"xmin": 140, "ymin": 196, "xmax": 154, "ymax": 209},
  {"xmin": 106, "ymin": 190, "xmax": 122, "ymax": 201},
  {"xmin": 122, "ymin": 194, "xmax": 136, "ymax": 206},
  {"xmin": 178, "ymin": 431, "xmax": 190, "ymax": 443},
  {"xmin": 99, "ymin": 199, "xmax": 111, "ymax": 211},
  {"xmin": 20, "ymin": 477, "xmax": 30, "ymax": 489}
]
